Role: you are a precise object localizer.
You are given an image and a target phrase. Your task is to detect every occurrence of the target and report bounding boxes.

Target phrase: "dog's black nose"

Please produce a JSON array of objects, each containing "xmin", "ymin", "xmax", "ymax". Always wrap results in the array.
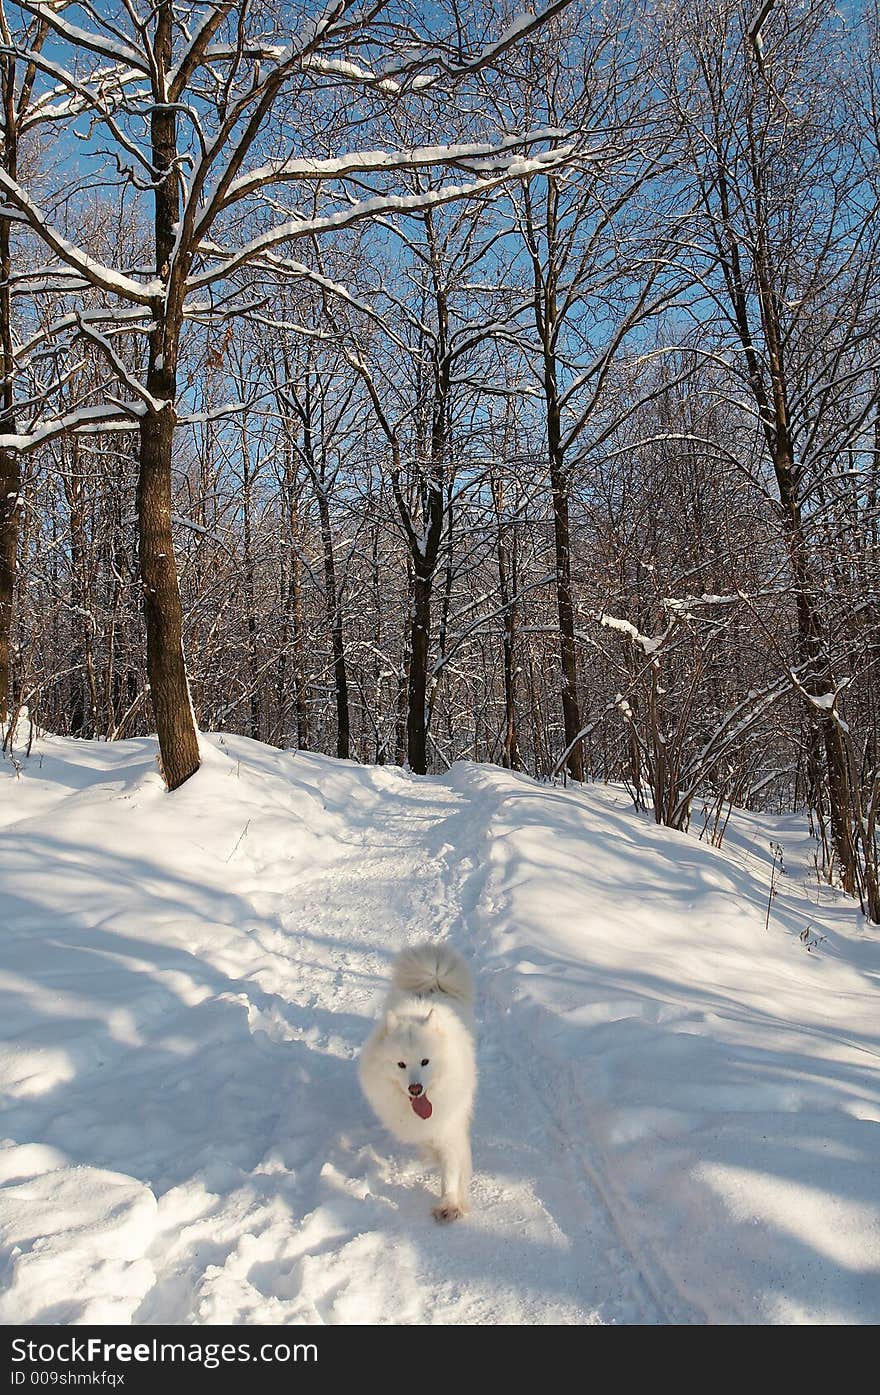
[{"xmin": 408, "ymin": 1083, "xmax": 422, "ymax": 1096}]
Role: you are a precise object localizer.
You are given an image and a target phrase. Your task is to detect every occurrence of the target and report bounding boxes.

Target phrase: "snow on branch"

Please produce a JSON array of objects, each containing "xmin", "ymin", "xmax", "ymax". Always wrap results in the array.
[
  {"xmin": 218, "ymin": 130, "xmax": 568, "ymax": 207},
  {"xmin": 597, "ymin": 612, "xmax": 666, "ymax": 656},
  {"xmin": 16, "ymin": 307, "xmax": 150, "ymax": 364},
  {"xmin": 379, "ymin": 0, "xmax": 574, "ymax": 89},
  {"xmin": 0, "ymin": 170, "xmax": 159, "ymax": 304},
  {"xmin": 19, "ymin": 2, "xmax": 150, "ymax": 73},
  {"xmin": 2, "ymin": 42, "xmax": 152, "ymax": 172},
  {"xmin": 72, "ymin": 315, "xmax": 167, "ymax": 413},
  {"xmin": 786, "ymin": 669, "xmax": 852, "ymax": 732},
  {"xmin": 190, "ymin": 149, "xmax": 572, "ymax": 290},
  {"xmin": 301, "ymin": 54, "xmax": 406, "ymax": 95},
  {"xmin": 177, "ymin": 402, "xmax": 247, "ymax": 428},
  {"xmin": 747, "ymin": 0, "xmax": 776, "ymax": 61},
  {"xmin": 0, "ymin": 403, "xmax": 144, "ymax": 454}
]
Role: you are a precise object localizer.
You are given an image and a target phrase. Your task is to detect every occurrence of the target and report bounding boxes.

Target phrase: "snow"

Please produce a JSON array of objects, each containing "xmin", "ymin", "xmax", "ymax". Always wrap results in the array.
[
  {"xmin": 302, "ymin": 55, "xmax": 402, "ymax": 94},
  {"xmin": 190, "ymin": 148, "xmax": 571, "ymax": 289},
  {"xmin": 598, "ymin": 611, "xmax": 665, "ymax": 655},
  {"xmin": 221, "ymin": 134, "xmax": 562, "ymax": 203},
  {"xmin": 1, "ymin": 731, "xmax": 879, "ymax": 1325},
  {"xmin": 25, "ymin": 6, "xmax": 148, "ymax": 74},
  {"xmin": 0, "ymin": 404, "xmax": 145, "ymax": 454},
  {"xmin": 448, "ymin": 5, "xmax": 568, "ymax": 75},
  {"xmin": 0, "ymin": 166, "xmax": 160, "ymax": 305}
]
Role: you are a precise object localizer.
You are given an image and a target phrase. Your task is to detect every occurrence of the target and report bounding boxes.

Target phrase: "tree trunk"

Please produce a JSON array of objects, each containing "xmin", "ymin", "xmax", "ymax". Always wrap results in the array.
[
  {"xmin": 284, "ymin": 472, "xmax": 309, "ymax": 751},
  {"xmin": 0, "ymin": 55, "xmax": 18, "ymax": 726},
  {"xmin": 407, "ymin": 570, "xmax": 432, "ymax": 774},
  {"xmin": 371, "ymin": 516, "xmax": 387, "ymax": 763},
  {"xmin": 64, "ymin": 451, "xmax": 98, "ymax": 736},
  {"xmin": 395, "ymin": 559, "xmax": 412, "ymax": 766},
  {"xmin": 426, "ymin": 500, "xmax": 454, "ymax": 734},
  {"xmin": 774, "ymin": 444, "xmax": 855, "ymax": 892},
  {"xmin": 315, "ymin": 485, "xmax": 350, "ymax": 760},
  {"xmin": 549, "ymin": 449, "xmax": 584, "ymax": 781},
  {"xmin": 0, "ymin": 445, "xmax": 18, "ymax": 724},
  {"xmin": 492, "ymin": 475, "xmax": 521, "ymax": 770},
  {"xmin": 241, "ymin": 437, "xmax": 261, "ymax": 739},
  {"xmin": 527, "ymin": 179, "xmax": 584, "ymax": 781},
  {"xmin": 136, "ymin": 0, "xmax": 199, "ymax": 790},
  {"xmin": 138, "ymin": 405, "xmax": 199, "ymax": 789}
]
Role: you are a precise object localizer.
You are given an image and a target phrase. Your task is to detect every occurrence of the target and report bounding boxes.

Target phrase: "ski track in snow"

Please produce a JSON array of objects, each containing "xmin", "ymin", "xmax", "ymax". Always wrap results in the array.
[{"xmin": 1, "ymin": 733, "xmax": 879, "ymax": 1325}]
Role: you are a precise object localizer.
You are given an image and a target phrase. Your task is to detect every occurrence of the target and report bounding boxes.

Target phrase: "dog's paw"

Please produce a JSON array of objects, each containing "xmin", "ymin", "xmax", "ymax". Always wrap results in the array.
[{"xmin": 432, "ymin": 1202, "xmax": 464, "ymax": 1223}]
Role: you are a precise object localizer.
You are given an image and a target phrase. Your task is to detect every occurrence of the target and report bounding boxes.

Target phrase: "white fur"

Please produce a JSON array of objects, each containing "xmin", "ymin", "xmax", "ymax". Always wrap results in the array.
[{"xmin": 359, "ymin": 942, "xmax": 476, "ymax": 1222}]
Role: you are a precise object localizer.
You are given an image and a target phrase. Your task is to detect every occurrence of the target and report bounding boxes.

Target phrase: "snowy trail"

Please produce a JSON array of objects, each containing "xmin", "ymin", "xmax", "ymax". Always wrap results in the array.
[
  {"xmin": 2, "ymin": 733, "xmax": 879, "ymax": 1324},
  {"xmin": 187, "ymin": 763, "xmax": 655, "ymax": 1325}
]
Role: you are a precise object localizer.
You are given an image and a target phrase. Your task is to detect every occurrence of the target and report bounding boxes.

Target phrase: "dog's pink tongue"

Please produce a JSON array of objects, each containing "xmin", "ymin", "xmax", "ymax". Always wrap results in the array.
[{"xmin": 411, "ymin": 1093, "xmax": 432, "ymax": 1120}]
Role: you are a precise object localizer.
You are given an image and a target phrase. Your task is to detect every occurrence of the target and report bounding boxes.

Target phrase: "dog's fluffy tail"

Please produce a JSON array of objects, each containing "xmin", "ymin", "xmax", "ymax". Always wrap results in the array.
[{"xmin": 392, "ymin": 941, "xmax": 474, "ymax": 1008}]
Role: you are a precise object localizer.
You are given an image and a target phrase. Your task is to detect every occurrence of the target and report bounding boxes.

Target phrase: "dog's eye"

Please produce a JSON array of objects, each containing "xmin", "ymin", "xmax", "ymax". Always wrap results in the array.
[
  {"xmin": 397, "ymin": 1061, "xmax": 406, "ymax": 1069},
  {"xmin": 421, "ymin": 1058, "xmax": 429, "ymax": 1066}
]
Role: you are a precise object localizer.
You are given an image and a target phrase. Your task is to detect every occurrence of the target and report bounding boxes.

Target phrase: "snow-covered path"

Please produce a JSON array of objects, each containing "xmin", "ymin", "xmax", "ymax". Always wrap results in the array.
[
  {"xmin": 162, "ymin": 760, "xmax": 668, "ymax": 1325},
  {"xmin": 2, "ymin": 734, "xmax": 879, "ymax": 1324}
]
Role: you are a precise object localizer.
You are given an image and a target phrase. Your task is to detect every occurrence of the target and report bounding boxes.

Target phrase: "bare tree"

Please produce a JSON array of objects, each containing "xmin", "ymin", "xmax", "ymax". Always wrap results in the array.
[
  {"xmin": 501, "ymin": 0, "xmax": 683, "ymax": 779},
  {"xmin": 0, "ymin": 0, "xmax": 572, "ymax": 785},
  {"xmin": 0, "ymin": 0, "xmax": 49, "ymax": 725},
  {"xmin": 663, "ymin": 0, "xmax": 880, "ymax": 911}
]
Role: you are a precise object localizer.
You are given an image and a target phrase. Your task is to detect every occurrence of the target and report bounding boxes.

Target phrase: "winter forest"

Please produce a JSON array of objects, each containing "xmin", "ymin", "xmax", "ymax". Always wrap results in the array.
[{"xmin": 1, "ymin": 0, "xmax": 878, "ymax": 922}]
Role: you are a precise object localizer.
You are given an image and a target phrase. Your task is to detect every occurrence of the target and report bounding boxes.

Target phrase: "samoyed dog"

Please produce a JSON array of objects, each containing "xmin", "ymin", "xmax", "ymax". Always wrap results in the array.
[{"xmin": 359, "ymin": 942, "xmax": 476, "ymax": 1222}]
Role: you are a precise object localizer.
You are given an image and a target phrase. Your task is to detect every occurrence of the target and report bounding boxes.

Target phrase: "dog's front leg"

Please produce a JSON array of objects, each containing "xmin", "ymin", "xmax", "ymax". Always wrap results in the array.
[{"xmin": 432, "ymin": 1130, "xmax": 471, "ymax": 1223}]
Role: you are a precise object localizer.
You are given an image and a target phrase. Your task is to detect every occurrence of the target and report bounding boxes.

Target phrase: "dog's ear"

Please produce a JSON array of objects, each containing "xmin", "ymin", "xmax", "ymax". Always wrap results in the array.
[{"xmin": 382, "ymin": 1009, "xmax": 398, "ymax": 1035}]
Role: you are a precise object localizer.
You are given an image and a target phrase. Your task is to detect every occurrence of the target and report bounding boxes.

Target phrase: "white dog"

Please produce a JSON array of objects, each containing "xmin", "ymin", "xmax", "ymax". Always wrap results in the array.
[{"xmin": 359, "ymin": 942, "xmax": 476, "ymax": 1222}]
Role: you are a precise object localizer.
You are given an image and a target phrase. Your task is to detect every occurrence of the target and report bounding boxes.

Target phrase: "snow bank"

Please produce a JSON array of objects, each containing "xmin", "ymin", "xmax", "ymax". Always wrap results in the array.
[
  {"xmin": 448, "ymin": 762, "xmax": 880, "ymax": 1323},
  {"xmin": 1, "ymin": 731, "xmax": 878, "ymax": 1323}
]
